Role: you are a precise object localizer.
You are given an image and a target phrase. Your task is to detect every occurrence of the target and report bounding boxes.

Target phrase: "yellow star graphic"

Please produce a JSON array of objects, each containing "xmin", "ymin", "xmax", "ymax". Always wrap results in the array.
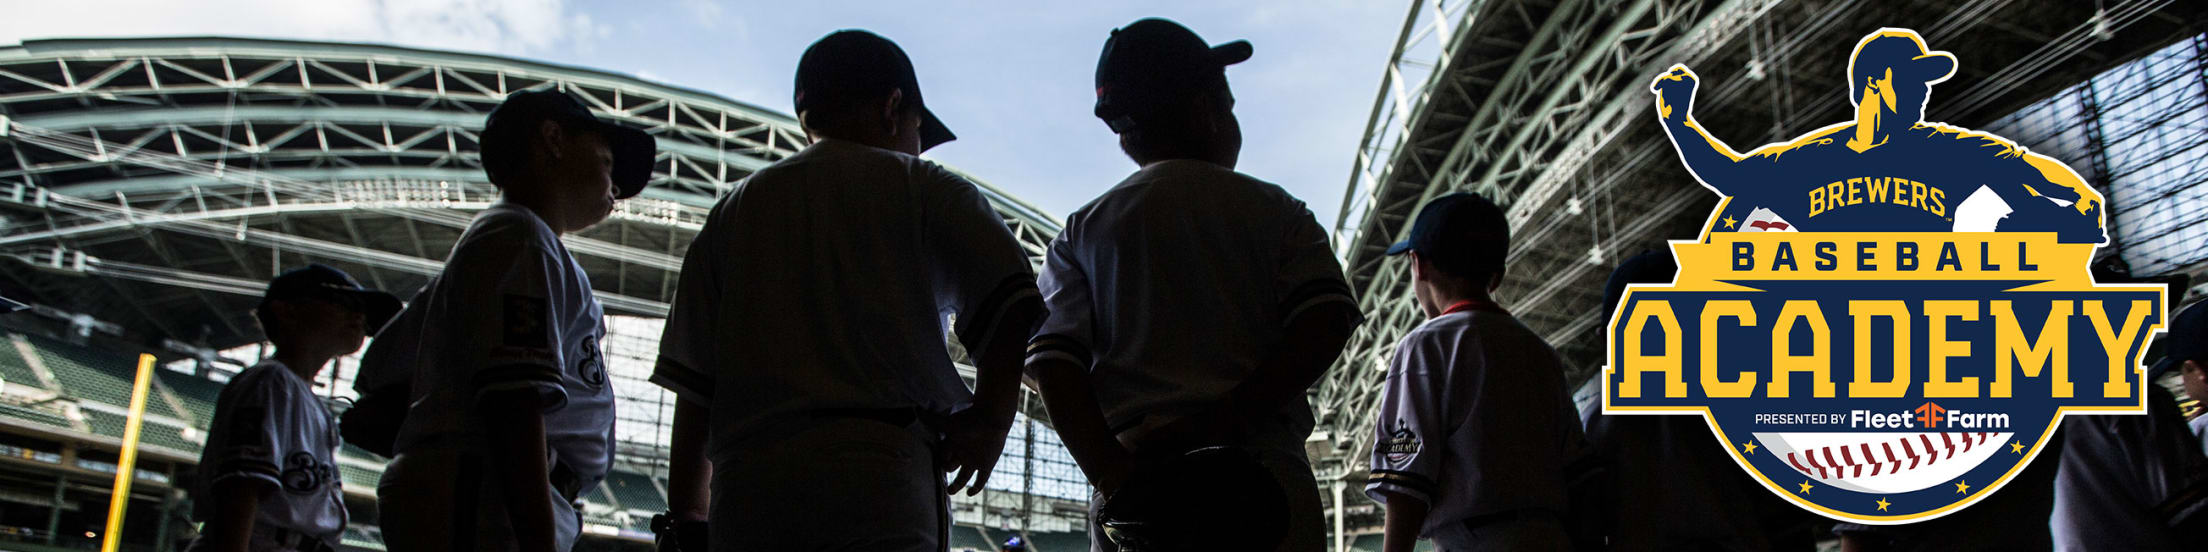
[
  {"xmin": 1723, "ymin": 215, "xmax": 1739, "ymax": 229},
  {"xmin": 1741, "ymin": 441, "xmax": 1758, "ymax": 455},
  {"xmin": 2011, "ymin": 440, "xmax": 2026, "ymax": 454},
  {"xmin": 1955, "ymin": 480, "xmax": 1970, "ymax": 494},
  {"xmin": 1797, "ymin": 481, "xmax": 1813, "ymax": 494},
  {"xmin": 1876, "ymin": 497, "xmax": 1891, "ymax": 511}
]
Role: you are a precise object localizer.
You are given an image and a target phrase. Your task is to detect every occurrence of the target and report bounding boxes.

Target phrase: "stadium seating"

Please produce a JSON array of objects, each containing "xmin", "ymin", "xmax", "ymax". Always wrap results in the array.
[
  {"xmin": 339, "ymin": 463, "xmax": 382, "ymax": 490},
  {"xmin": 1027, "ymin": 530, "xmax": 1087, "ymax": 552},
  {"xmin": 22, "ymin": 335, "xmax": 190, "ymax": 421},
  {"xmin": 604, "ymin": 470, "xmax": 666, "ymax": 513},
  {"xmin": 949, "ymin": 525, "xmax": 996, "ymax": 551},
  {"xmin": 0, "ymin": 402, "xmax": 71, "ymax": 430},
  {"xmin": 0, "ymin": 334, "xmax": 44, "ymax": 391},
  {"xmin": 154, "ymin": 368, "xmax": 225, "ymax": 427}
]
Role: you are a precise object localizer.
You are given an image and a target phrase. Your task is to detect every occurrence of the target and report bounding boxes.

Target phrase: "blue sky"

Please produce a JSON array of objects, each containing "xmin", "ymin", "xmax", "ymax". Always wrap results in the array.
[{"xmin": 4, "ymin": 0, "xmax": 1407, "ymax": 226}]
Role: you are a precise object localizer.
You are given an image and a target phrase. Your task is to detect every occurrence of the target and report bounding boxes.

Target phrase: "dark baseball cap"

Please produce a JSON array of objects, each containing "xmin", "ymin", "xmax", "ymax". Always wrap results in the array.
[
  {"xmin": 1603, "ymin": 250, "xmax": 1679, "ymax": 316},
  {"xmin": 480, "ymin": 89, "xmax": 657, "ymax": 200},
  {"xmin": 795, "ymin": 30, "xmax": 955, "ymax": 152},
  {"xmin": 1094, "ymin": 18, "xmax": 1252, "ymax": 134},
  {"xmin": 259, "ymin": 264, "xmax": 402, "ymax": 335},
  {"xmin": 1386, "ymin": 192, "xmax": 1511, "ymax": 280},
  {"xmin": 1848, "ymin": 30, "xmax": 1957, "ymax": 104},
  {"xmin": 2151, "ymin": 301, "xmax": 2207, "ymax": 377}
]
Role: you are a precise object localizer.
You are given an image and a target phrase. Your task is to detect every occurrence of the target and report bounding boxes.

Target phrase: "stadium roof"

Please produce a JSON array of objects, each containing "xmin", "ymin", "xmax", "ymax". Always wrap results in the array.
[
  {"xmin": 1311, "ymin": 0, "xmax": 2204, "ymax": 488},
  {"xmin": 0, "ymin": 36, "xmax": 1060, "ymax": 350}
]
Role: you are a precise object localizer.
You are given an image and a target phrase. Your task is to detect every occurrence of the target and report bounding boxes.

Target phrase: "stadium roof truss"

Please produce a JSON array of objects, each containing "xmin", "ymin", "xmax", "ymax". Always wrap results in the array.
[
  {"xmin": 0, "ymin": 37, "xmax": 1061, "ymax": 348},
  {"xmin": 1311, "ymin": 0, "xmax": 2202, "ymax": 497}
]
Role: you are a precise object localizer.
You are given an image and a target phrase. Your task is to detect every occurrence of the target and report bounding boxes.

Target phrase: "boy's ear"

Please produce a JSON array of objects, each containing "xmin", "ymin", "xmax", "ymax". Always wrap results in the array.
[
  {"xmin": 536, "ymin": 120, "xmax": 566, "ymax": 160},
  {"xmin": 881, "ymin": 88, "xmax": 907, "ymax": 133}
]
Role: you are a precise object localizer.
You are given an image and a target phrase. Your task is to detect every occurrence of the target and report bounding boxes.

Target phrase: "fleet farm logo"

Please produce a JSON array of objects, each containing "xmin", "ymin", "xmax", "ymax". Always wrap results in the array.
[{"xmin": 1601, "ymin": 29, "xmax": 2166, "ymax": 524}]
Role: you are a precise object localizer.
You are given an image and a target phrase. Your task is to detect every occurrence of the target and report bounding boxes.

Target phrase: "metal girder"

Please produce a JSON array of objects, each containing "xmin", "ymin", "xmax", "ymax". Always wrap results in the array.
[
  {"xmin": 1313, "ymin": 0, "xmax": 2201, "ymax": 504},
  {"xmin": 0, "ymin": 37, "xmax": 1061, "ymax": 351},
  {"xmin": 1312, "ymin": 0, "xmax": 1758, "ymax": 481}
]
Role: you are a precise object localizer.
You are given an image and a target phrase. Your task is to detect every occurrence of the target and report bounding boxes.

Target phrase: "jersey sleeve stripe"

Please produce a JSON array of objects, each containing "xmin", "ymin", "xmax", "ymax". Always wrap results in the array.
[
  {"xmin": 953, "ymin": 275, "xmax": 1043, "ymax": 355},
  {"xmin": 2153, "ymin": 479, "xmax": 2208, "ymax": 525},
  {"xmin": 211, "ymin": 457, "xmax": 282, "ymax": 480},
  {"xmin": 649, "ymin": 357, "xmax": 715, "ymax": 405},
  {"xmin": 469, "ymin": 364, "xmax": 568, "ymax": 411},
  {"xmin": 1368, "ymin": 468, "xmax": 1441, "ymax": 495},
  {"xmin": 1025, "ymin": 334, "xmax": 1092, "ymax": 368}
]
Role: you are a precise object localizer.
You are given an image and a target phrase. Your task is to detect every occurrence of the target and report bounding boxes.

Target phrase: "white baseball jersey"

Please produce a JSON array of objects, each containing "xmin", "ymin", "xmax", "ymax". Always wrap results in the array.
[
  {"xmin": 652, "ymin": 138, "xmax": 1037, "ymax": 458},
  {"xmin": 192, "ymin": 360, "xmax": 345, "ymax": 547},
  {"xmin": 1027, "ymin": 160, "xmax": 1356, "ymax": 450},
  {"xmin": 1364, "ymin": 305, "xmax": 1588, "ymax": 544},
  {"xmin": 2192, "ymin": 414, "xmax": 2208, "ymax": 458},
  {"xmin": 367, "ymin": 202, "xmax": 615, "ymax": 536}
]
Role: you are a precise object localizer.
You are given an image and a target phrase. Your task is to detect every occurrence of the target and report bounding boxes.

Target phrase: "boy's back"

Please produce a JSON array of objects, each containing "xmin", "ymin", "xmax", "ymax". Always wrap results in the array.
[{"xmin": 1368, "ymin": 306, "xmax": 1587, "ymax": 548}]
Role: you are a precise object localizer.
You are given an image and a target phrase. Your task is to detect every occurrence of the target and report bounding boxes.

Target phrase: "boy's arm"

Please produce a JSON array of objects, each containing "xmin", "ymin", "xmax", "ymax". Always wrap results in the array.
[
  {"xmin": 204, "ymin": 478, "xmax": 271, "ymax": 552},
  {"xmin": 483, "ymin": 388, "xmax": 558, "ymax": 552},
  {"xmin": 1223, "ymin": 301, "xmax": 1359, "ymax": 423},
  {"xmin": 665, "ymin": 399, "xmax": 711, "ymax": 521},
  {"xmin": 1027, "ymin": 356, "xmax": 1134, "ymax": 494},
  {"xmin": 1377, "ymin": 489, "xmax": 1430, "ymax": 552}
]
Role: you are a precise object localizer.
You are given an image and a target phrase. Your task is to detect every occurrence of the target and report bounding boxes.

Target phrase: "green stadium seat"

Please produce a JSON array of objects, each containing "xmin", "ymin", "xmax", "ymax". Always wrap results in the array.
[
  {"xmin": 23, "ymin": 335, "xmax": 191, "ymax": 421},
  {"xmin": 0, "ymin": 334, "xmax": 45, "ymax": 391},
  {"xmin": 155, "ymin": 369, "xmax": 227, "ymax": 428},
  {"xmin": 582, "ymin": 481, "xmax": 614, "ymax": 509},
  {"xmin": 1349, "ymin": 534, "xmax": 1382, "ymax": 552},
  {"xmin": 603, "ymin": 470, "xmax": 667, "ymax": 513},
  {"xmin": 949, "ymin": 525, "xmax": 995, "ymax": 551},
  {"xmin": 1027, "ymin": 530, "xmax": 1087, "ymax": 552},
  {"xmin": 0, "ymin": 402, "xmax": 72, "ymax": 429},
  {"xmin": 339, "ymin": 463, "xmax": 382, "ymax": 490}
]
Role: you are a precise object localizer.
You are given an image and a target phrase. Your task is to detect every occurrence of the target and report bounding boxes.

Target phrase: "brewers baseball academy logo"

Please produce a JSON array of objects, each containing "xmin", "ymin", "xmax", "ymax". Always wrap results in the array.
[{"xmin": 1601, "ymin": 29, "xmax": 2166, "ymax": 523}]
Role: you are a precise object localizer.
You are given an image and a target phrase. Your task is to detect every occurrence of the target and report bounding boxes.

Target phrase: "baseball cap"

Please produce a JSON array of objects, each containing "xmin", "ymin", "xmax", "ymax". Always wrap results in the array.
[
  {"xmin": 1094, "ymin": 18, "xmax": 1252, "ymax": 134},
  {"xmin": 480, "ymin": 89, "xmax": 657, "ymax": 199},
  {"xmin": 1602, "ymin": 250, "xmax": 1680, "ymax": 316},
  {"xmin": 2150, "ymin": 301, "xmax": 2207, "ymax": 378},
  {"xmin": 1385, "ymin": 193, "xmax": 1511, "ymax": 280},
  {"xmin": 794, "ymin": 30, "xmax": 955, "ymax": 152},
  {"xmin": 1848, "ymin": 29, "xmax": 1957, "ymax": 96},
  {"xmin": 259, "ymin": 264, "xmax": 402, "ymax": 335}
]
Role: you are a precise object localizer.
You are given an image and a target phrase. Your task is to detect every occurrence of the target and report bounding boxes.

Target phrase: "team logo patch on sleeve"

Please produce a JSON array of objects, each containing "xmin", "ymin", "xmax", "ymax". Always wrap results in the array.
[
  {"xmin": 1603, "ymin": 28, "xmax": 2165, "ymax": 525},
  {"xmin": 503, "ymin": 294, "xmax": 550, "ymax": 349},
  {"xmin": 1379, "ymin": 419, "xmax": 1421, "ymax": 465}
]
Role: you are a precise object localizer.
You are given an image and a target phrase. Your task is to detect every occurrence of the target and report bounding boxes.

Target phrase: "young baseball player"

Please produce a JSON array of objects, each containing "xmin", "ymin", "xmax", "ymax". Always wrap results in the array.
[
  {"xmin": 367, "ymin": 89, "xmax": 653, "ymax": 552},
  {"xmin": 2049, "ymin": 301, "xmax": 2208, "ymax": 550},
  {"xmin": 1362, "ymin": 193, "xmax": 1588, "ymax": 552},
  {"xmin": 1025, "ymin": 18, "xmax": 1358, "ymax": 551},
  {"xmin": 1575, "ymin": 251, "xmax": 1818, "ymax": 551},
  {"xmin": 2169, "ymin": 302, "xmax": 2208, "ymax": 455},
  {"xmin": 651, "ymin": 30, "xmax": 1040, "ymax": 550},
  {"xmin": 190, "ymin": 264, "xmax": 398, "ymax": 552}
]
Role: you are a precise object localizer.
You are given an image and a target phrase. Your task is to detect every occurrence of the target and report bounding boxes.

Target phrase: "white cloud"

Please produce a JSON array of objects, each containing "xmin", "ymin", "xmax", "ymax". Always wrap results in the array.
[{"xmin": 0, "ymin": 0, "xmax": 605, "ymax": 56}]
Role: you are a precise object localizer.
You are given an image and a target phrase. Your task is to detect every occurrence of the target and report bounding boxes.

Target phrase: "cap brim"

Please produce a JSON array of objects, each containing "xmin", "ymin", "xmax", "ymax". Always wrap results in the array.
[
  {"xmin": 1385, "ymin": 240, "xmax": 1413, "ymax": 256},
  {"xmin": 919, "ymin": 107, "xmax": 956, "ymax": 153},
  {"xmin": 0, "ymin": 295, "xmax": 28, "ymax": 314},
  {"xmin": 2150, "ymin": 356, "xmax": 2178, "ymax": 379},
  {"xmin": 334, "ymin": 289, "xmax": 404, "ymax": 336},
  {"xmin": 583, "ymin": 120, "xmax": 656, "ymax": 199},
  {"xmin": 1913, "ymin": 52, "xmax": 1957, "ymax": 82},
  {"xmin": 1211, "ymin": 40, "xmax": 1252, "ymax": 66}
]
